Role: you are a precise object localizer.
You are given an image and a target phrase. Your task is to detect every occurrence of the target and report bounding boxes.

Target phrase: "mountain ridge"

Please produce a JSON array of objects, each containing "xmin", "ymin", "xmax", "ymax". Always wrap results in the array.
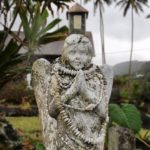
[{"xmin": 113, "ymin": 60, "xmax": 147, "ymax": 76}]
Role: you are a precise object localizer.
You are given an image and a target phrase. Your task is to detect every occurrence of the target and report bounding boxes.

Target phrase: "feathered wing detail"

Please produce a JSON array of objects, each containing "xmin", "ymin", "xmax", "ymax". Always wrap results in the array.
[
  {"xmin": 101, "ymin": 64, "xmax": 113, "ymax": 103},
  {"xmin": 32, "ymin": 58, "xmax": 57, "ymax": 150},
  {"xmin": 96, "ymin": 64, "xmax": 113, "ymax": 116},
  {"xmin": 96, "ymin": 64, "xmax": 113, "ymax": 150}
]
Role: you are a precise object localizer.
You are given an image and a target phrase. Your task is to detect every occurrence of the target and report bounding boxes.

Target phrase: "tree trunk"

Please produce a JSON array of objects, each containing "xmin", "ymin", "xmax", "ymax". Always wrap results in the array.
[
  {"xmin": 128, "ymin": 7, "xmax": 134, "ymax": 99},
  {"xmin": 99, "ymin": 3, "xmax": 106, "ymax": 65}
]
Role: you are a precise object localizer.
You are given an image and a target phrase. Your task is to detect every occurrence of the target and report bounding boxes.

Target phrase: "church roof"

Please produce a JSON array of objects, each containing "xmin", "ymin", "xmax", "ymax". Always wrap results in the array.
[{"xmin": 34, "ymin": 32, "xmax": 95, "ymax": 57}]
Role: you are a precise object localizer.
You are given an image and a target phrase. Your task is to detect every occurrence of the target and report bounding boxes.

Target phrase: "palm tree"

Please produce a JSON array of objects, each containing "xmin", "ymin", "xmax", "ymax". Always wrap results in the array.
[
  {"xmin": 85, "ymin": 0, "xmax": 111, "ymax": 65},
  {"xmin": 116, "ymin": 0, "xmax": 148, "ymax": 98}
]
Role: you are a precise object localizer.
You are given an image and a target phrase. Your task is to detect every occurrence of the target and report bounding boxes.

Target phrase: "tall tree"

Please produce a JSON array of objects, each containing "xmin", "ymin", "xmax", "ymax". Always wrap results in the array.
[
  {"xmin": 116, "ymin": 0, "xmax": 148, "ymax": 98},
  {"xmin": 85, "ymin": 0, "xmax": 111, "ymax": 65}
]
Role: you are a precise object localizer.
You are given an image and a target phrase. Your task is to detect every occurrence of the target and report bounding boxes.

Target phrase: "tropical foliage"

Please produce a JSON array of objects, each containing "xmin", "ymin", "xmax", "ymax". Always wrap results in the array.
[
  {"xmin": 116, "ymin": 0, "xmax": 148, "ymax": 16},
  {"xmin": 116, "ymin": 0, "xmax": 148, "ymax": 97},
  {"xmin": 0, "ymin": 0, "xmax": 72, "ymax": 89},
  {"xmin": 19, "ymin": 2, "xmax": 68, "ymax": 60},
  {"xmin": 33, "ymin": 0, "xmax": 73, "ymax": 14},
  {"xmin": 110, "ymin": 74, "xmax": 150, "ymax": 148},
  {"xmin": 109, "ymin": 103, "xmax": 142, "ymax": 133},
  {"xmin": 0, "ymin": 31, "xmax": 26, "ymax": 89}
]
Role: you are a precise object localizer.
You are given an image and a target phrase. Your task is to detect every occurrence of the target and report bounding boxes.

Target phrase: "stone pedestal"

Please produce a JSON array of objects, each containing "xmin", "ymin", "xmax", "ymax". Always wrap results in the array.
[{"xmin": 108, "ymin": 126, "xmax": 136, "ymax": 150}]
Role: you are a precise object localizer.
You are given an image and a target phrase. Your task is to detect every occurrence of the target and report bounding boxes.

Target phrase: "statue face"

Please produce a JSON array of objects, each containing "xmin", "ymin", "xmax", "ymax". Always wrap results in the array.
[{"xmin": 67, "ymin": 44, "xmax": 91, "ymax": 70}]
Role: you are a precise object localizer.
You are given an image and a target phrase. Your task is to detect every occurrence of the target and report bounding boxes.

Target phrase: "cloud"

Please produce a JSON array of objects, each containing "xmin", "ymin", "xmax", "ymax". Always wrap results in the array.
[
  {"xmin": 78, "ymin": 1, "xmax": 150, "ymax": 65},
  {"xmin": 105, "ymin": 8, "xmax": 150, "ymax": 41},
  {"xmin": 1, "ymin": 0, "xmax": 149, "ymax": 65}
]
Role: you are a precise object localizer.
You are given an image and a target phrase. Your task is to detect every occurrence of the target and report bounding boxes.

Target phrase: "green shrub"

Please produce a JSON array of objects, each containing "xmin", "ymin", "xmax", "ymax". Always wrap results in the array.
[
  {"xmin": 0, "ymin": 80, "xmax": 35, "ymax": 105},
  {"xmin": 109, "ymin": 103, "xmax": 142, "ymax": 133}
]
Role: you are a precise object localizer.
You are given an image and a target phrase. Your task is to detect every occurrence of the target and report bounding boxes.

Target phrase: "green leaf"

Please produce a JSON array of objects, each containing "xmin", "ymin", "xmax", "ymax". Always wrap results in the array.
[
  {"xmin": 5, "ymin": 54, "xmax": 26, "ymax": 70},
  {"xmin": 39, "ymin": 26, "xmax": 68, "ymax": 44},
  {"xmin": 19, "ymin": 7, "xmax": 31, "ymax": 40},
  {"xmin": 44, "ymin": 25, "xmax": 68, "ymax": 37},
  {"xmin": 109, "ymin": 103, "xmax": 142, "ymax": 133},
  {"xmin": 39, "ymin": 18, "xmax": 61, "ymax": 36},
  {"xmin": 39, "ymin": 35, "xmax": 65, "ymax": 44},
  {"xmin": 36, "ymin": 143, "xmax": 45, "ymax": 150},
  {"xmin": 30, "ymin": 3, "xmax": 48, "ymax": 40},
  {"xmin": 109, "ymin": 104, "xmax": 129, "ymax": 127},
  {"xmin": 0, "ymin": 31, "xmax": 5, "ymax": 51},
  {"xmin": 0, "ymin": 31, "xmax": 5, "ymax": 42},
  {"xmin": 121, "ymin": 104, "xmax": 142, "ymax": 133},
  {"xmin": 0, "ymin": 39, "xmax": 19, "ymax": 67}
]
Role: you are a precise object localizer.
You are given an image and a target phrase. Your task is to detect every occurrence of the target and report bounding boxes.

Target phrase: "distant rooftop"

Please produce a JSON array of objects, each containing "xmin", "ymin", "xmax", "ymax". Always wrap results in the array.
[{"xmin": 35, "ymin": 32, "xmax": 95, "ymax": 57}]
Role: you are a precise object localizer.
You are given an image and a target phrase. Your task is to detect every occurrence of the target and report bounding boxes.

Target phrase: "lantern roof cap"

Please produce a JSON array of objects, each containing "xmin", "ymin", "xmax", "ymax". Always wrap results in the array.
[
  {"xmin": 68, "ymin": 3, "xmax": 88, "ymax": 13},
  {"xmin": 67, "ymin": 3, "xmax": 88, "ymax": 18}
]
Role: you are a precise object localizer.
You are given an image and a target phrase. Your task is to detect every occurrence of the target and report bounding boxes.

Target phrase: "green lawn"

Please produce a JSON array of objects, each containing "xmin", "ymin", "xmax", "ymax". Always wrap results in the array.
[
  {"xmin": 6, "ymin": 117, "xmax": 41, "ymax": 132},
  {"xmin": 5, "ymin": 116, "xmax": 45, "ymax": 149},
  {"xmin": 6, "ymin": 117, "xmax": 42, "ymax": 142}
]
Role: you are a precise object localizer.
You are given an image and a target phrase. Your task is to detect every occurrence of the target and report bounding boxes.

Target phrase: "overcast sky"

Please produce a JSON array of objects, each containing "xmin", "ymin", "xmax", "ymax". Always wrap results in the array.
[
  {"xmin": 62, "ymin": 0, "xmax": 150, "ymax": 66},
  {"xmin": 1, "ymin": 0, "xmax": 150, "ymax": 66}
]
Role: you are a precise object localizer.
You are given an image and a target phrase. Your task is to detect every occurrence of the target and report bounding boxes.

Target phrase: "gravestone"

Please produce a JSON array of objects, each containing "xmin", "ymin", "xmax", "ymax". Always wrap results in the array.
[{"xmin": 108, "ymin": 126, "xmax": 136, "ymax": 150}]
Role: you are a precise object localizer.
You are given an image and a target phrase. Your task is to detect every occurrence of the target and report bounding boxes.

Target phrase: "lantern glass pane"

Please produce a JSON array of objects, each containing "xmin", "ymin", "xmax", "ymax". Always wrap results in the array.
[{"xmin": 73, "ymin": 15, "xmax": 82, "ymax": 29}]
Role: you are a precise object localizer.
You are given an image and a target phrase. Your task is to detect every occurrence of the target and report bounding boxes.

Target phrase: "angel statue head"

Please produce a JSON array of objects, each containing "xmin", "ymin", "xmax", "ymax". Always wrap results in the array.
[{"xmin": 61, "ymin": 34, "xmax": 93, "ymax": 70}]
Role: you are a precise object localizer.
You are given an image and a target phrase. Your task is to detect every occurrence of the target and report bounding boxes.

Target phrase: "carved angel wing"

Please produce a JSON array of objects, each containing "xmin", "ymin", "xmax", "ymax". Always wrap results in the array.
[
  {"xmin": 101, "ymin": 64, "xmax": 113, "ymax": 102},
  {"xmin": 32, "ymin": 58, "xmax": 57, "ymax": 150}
]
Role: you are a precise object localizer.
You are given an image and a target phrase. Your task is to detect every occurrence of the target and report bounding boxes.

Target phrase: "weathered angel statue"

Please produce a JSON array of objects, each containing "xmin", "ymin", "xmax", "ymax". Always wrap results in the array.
[{"xmin": 32, "ymin": 34, "xmax": 113, "ymax": 150}]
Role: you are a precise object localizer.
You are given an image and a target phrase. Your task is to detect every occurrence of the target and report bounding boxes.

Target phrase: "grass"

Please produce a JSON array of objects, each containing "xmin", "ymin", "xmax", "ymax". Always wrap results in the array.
[
  {"xmin": 5, "ymin": 117, "xmax": 150, "ymax": 149},
  {"xmin": 6, "ymin": 117, "xmax": 41, "ymax": 132},
  {"xmin": 6, "ymin": 117, "xmax": 42, "ymax": 141}
]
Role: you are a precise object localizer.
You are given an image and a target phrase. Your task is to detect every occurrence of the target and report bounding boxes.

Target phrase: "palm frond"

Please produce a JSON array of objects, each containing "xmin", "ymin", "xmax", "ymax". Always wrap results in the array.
[
  {"xmin": 33, "ymin": 0, "xmax": 73, "ymax": 14},
  {"xmin": 19, "ymin": 7, "xmax": 31, "ymax": 40},
  {"xmin": 116, "ymin": 0, "xmax": 149, "ymax": 16},
  {"xmin": 136, "ymin": 2, "xmax": 144, "ymax": 12},
  {"xmin": 38, "ymin": 18, "xmax": 62, "ymax": 37},
  {"xmin": 123, "ymin": 1, "xmax": 130, "ymax": 16},
  {"xmin": 39, "ymin": 26, "xmax": 68, "ymax": 44},
  {"xmin": 146, "ymin": 14, "xmax": 150, "ymax": 18}
]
